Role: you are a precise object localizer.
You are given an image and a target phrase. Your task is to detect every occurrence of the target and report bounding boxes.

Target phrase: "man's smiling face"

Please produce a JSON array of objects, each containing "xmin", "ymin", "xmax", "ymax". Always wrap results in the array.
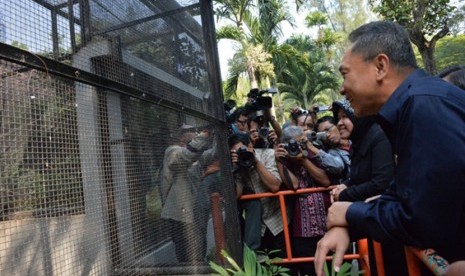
[{"xmin": 339, "ymin": 47, "xmax": 383, "ymax": 117}]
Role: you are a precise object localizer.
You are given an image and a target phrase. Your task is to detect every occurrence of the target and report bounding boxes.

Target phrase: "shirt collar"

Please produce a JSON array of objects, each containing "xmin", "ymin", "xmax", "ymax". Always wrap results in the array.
[{"xmin": 378, "ymin": 69, "xmax": 428, "ymax": 127}]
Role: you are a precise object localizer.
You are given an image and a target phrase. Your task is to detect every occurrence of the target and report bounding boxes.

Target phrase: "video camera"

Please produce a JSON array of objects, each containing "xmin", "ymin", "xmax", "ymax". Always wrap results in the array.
[
  {"xmin": 247, "ymin": 87, "xmax": 277, "ymax": 111},
  {"xmin": 308, "ymin": 131, "xmax": 327, "ymax": 148},
  {"xmin": 313, "ymin": 105, "xmax": 330, "ymax": 113},
  {"xmin": 291, "ymin": 107, "xmax": 311, "ymax": 122}
]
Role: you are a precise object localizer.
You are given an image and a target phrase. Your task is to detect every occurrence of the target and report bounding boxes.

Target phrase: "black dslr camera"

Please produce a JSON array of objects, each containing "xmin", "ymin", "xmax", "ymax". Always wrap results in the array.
[
  {"xmin": 284, "ymin": 139, "xmax": 301, "ymax": 157},
  {"xmin": 236, "ymin": 146, "xmax": 255, "ymax": 169}
]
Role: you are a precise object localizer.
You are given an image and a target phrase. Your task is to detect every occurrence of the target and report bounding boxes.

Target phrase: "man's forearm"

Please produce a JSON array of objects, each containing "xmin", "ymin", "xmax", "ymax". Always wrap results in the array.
[{"xmin": 255, "ymin": 160, "xmax": 281, "ymax": 192}]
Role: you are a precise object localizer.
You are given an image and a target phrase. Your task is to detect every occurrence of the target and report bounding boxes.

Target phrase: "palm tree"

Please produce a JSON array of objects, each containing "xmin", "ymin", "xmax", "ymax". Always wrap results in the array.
[
  {"xmin": 215, "ymin": 0, "xmax": 293, "ymax": 98},
  {"xmin": 276, "ymin": 35, "xmax": 340, "ymax": 110}
]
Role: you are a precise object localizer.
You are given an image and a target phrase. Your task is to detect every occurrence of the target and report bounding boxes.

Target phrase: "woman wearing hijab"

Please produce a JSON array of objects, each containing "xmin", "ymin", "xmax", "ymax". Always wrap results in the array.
[
  {"xmin": 331, "ymin": 99, "xmax": 393, "ymax": 202},
  {"xmin": 331, "ymin": 99, "xmax": 408, "ymax": 276}
]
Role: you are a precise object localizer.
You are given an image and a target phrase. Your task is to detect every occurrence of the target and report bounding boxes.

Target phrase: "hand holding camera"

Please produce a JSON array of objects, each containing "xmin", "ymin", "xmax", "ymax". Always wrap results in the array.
[
  {"xmin": 276, "ymin": 141, "xmax": 307, "ymax": 163},
  {"xmin": 231, "ymin": 146, "xmax": 256, "ymax": 172}
]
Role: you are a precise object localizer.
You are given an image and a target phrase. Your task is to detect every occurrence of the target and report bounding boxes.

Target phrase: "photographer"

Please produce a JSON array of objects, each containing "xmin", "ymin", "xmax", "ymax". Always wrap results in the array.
[
  {"xmin": 160, "ymin": 124, "xmax": 216, "ymax": 263},
  {"xmin": 247, "ymin": 111, "xmax": 279, "ymax": 149},
  {"xmin": 275, "ymin": 126, "xmax": 331, "ymax": 276},
  {"xmin": 288, "ymin": 106, "xmax": 314, "ymax": 135},
  {"xmin": 230, "ymin": 122, "xmax": 287, "ymax": 258},
  {"xmin": 231, "ymin": 106, "xmax": 249, "ymax": 136},
  {"xmin": 305, "ymin": 116, "xmax": 350, "ymax": 184},
  {"xmin": 246, "ymin": 88, "xmax": 282, "ymax": 141}
]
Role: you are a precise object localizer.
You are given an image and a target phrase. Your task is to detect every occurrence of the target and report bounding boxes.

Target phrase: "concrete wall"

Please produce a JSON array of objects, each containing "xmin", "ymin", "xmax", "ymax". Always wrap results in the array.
[{"xmin": 0, "ymin": 215, "xmax": 110, "ymax": 275}]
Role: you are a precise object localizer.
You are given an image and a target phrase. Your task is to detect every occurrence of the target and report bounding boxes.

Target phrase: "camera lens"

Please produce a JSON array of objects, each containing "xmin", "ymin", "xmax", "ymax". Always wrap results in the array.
[
  {"xmin": 237, "ymin": 147, "xmax": 255, "ymax": 168},
  {"xmin": 285, "ymin": 139, "xmax": 301, "ymax": 157},
  {"xmin": 258, "ymin": 127, "xmax": 269, "ymax": 139}
]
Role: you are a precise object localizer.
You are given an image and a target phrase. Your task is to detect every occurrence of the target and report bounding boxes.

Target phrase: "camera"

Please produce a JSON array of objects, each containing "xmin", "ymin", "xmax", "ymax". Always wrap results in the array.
[
  {"xmin": 313, "ymin": 105, "xmax": 330, "ymax": 113},
  {"xmin": 247, "ymin": 88, "xmax": 275, "ymax": 110},
  {"xmin": 284, "ymin": 139, "xmax": 301, "ymax": 157},
  {"xmin": 291, "ymin": 107, "xmax": 310, "ymax": 121},
  {"xmin": 308, "ymin": 131, "xmax": 327, "ymax": 148},
  {"xmin": 224, "ymin": 99, "xmax": 237, "ymax": 124},
  {"xmin": 236, "ymin": 146, "xmax": 255, "ymax": 169},
  {"xmin": 245, "ymin": 88, "xmax": 278, "ymax": 149},
  {"xmin": 252, "ymin": 125, "xmax": 271, "ymax": 149},
  {"xmin": 258, "ymin": 126, "xmax": 269, "ymax": 140},
  {"xmin": 252, "ymin": 110, "xmax": 267, "ymax": 126}
]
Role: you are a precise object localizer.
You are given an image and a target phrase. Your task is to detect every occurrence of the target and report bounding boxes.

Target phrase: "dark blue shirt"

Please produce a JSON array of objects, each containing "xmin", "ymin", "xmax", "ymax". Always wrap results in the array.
[{"xmin": 346, "ymin": 69, "xmax": 465, "ymax": 262}]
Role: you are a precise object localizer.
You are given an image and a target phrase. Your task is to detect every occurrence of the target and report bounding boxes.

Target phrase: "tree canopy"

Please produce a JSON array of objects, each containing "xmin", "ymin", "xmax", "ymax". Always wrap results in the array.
[{"xmin": 369, "ymin": 0, "xmax": 455, "ymax": 74}]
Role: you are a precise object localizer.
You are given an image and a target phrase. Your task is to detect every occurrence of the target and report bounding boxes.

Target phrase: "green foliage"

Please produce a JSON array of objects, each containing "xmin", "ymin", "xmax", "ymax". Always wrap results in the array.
[
  {"xmin": 305, "ymin": 11, "xmax": 329, "ymax": 28},
  {"xmin": 216, "ymin": 0, "xmax": 293, "ymax": 96},
  {"xmin": 276, "ymin": 35, "xmax": 340, "ymax": 110},
  {"xmin": 370, "ymin": 0, "xmax": 455, "ymax": 36},
  {"xmin": 448, "ymin": 4, "xmax": 465, "ymax": 35},
  {"xmin": 11, "ymin": 41, "xmax": 28, "ymax": 50},
  {"xmin": 435, "ymin": 35, "xmax": 465, "ymax": 72},
  {"xmin": 217, "ymin": 25, "xmax": 244, "ymax": 41},
  {"xmin": 1, "ymin": 72, "xmax": 84, "ymax": 219},
  {"xmin": 413, "ymin": 34, "xmax": 465, "ymax": 72},
  {"xmin": 209, "ymin": 246, "xmax": 365, "ymax": 276},
  {"xmin": 214, "ymin": 0, "xmax": 255, "ymax": 26},
  {"xmin": 209, "ymin": 245, "xmax": 290, "ymax": 276},
  {"xmin": 324, "ymin": 259, "xmax": 365, "ymax": 276},
  {"xmin": 369, "ymin": 0, "xmax": 456, "ymax": 73}
]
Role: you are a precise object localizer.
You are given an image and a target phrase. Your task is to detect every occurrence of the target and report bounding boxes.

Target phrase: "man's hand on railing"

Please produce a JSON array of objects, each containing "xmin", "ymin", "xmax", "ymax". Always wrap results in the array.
[
  {"xmin": 331, "ymin": 184, "xmax": 347, "ymax": 202},
  {"xmin": 326, "ymin": 201, "xmax": 351, "ymax": 229}
]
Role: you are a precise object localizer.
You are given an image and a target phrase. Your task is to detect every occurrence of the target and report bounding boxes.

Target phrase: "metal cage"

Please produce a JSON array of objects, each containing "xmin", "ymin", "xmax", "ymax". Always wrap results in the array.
[{"xmin": 0, "ymin": 0, "xmax": 241, "ymax": 275}]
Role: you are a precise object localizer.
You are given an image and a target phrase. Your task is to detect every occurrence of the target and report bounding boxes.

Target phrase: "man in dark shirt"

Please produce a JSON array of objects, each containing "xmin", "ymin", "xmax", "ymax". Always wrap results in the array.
[{"xmin": 314, "ymin": 20, "xmax": 465, "ymax": 276}]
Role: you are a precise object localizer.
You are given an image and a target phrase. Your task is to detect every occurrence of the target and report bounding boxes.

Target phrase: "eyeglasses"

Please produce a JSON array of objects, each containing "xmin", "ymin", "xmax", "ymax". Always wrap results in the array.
[
  {"xmin": 322, "ymin": 125, "xmax": 336, "ymax": 133},
  {"xmin": 237, "ymin": 119, "xmax": 247, "ymax": 125}
]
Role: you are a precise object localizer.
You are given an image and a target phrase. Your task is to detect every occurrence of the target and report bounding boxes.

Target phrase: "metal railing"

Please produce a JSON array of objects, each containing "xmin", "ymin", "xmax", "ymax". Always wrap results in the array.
[
  {"xmin": 210, "ymin": 187, "xmax": 381, "ymax": 275},
  {"xmin": 210, "ymin": 187, "xmax": 452, "ymax": 276}
]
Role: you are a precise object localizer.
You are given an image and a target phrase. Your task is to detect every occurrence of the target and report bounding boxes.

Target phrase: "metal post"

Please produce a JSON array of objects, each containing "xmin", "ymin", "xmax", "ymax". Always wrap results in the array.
[{"xmin": 211, "ymin": 192, "xmax": 225, "ymax": 263}]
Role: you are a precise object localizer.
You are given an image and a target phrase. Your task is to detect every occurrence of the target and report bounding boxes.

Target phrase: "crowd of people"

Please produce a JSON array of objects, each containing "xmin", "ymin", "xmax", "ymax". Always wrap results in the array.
[
  {"xmin": 158, "ymin": 20, "xmax": 465, "ymax": 276},
  {"xmin": 228, "ymin": 92, "xmax": 395, "ymax": 275},
  {"xmin": 226, "ymin": 21, "xmax": 465, "ymax": 276}
]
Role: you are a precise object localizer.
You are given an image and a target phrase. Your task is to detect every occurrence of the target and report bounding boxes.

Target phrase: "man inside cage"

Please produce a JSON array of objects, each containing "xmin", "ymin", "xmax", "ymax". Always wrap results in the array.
[{"xmin": 160, "ymin": 124, "xmax": 217, "ymax": 263}]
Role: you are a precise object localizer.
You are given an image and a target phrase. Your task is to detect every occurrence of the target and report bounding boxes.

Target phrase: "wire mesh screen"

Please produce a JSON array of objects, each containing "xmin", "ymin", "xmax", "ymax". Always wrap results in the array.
[{"xmin": 0, "ymin": 0, "xmax": 241, "ymax": 275}]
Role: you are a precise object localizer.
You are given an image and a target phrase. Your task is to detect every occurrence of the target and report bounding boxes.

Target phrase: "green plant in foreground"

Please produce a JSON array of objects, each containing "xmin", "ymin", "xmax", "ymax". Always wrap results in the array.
[
  {"xmin": 324, "ymin": 256, "xmax": 365, "ymax": 276},
  {"xmin": 209, "ymin": 245, "xmax": 290, "ymax": 276},
  {"xmin": 209, "ymin": 246, "xmax": 364, "ymax": 276}
]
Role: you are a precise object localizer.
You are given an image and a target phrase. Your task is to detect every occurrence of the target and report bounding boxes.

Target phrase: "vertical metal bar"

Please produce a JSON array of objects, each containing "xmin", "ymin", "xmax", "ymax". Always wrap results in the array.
[
  {"xmin": 96, "ymin": 90, "xmax": 122, "ymax": 267},
  {"xmin": 51, "ymin": 9, "xmax": 59, "ymax": 58},
  {"xmin": 78, "ymin": 0, "xmax": 91, "ymax": 47},
  {"xmin": 373, "ymin": 241, "xmax": 386, "ymax": 276},
  {"xmin": 211, "ymin": 192, "xmax": 225, "ymax": 264},
  {"xmin": 68, "ymin": 0, "xmax": 76, "ymax": 53},
  {"xmin": 358, "ymin": 239, "xmax": 371, "ymax": 276},
  {"xmin": 404, "ymin": 247, "xmax": 423, "ymax": 276},
  {"xmin": 199, "ymin": 0, "xmax": 224, "ymax": 118},
  {"xmin": 278, "ymin": 194, "xmax": 293, "ymax": 260}
]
